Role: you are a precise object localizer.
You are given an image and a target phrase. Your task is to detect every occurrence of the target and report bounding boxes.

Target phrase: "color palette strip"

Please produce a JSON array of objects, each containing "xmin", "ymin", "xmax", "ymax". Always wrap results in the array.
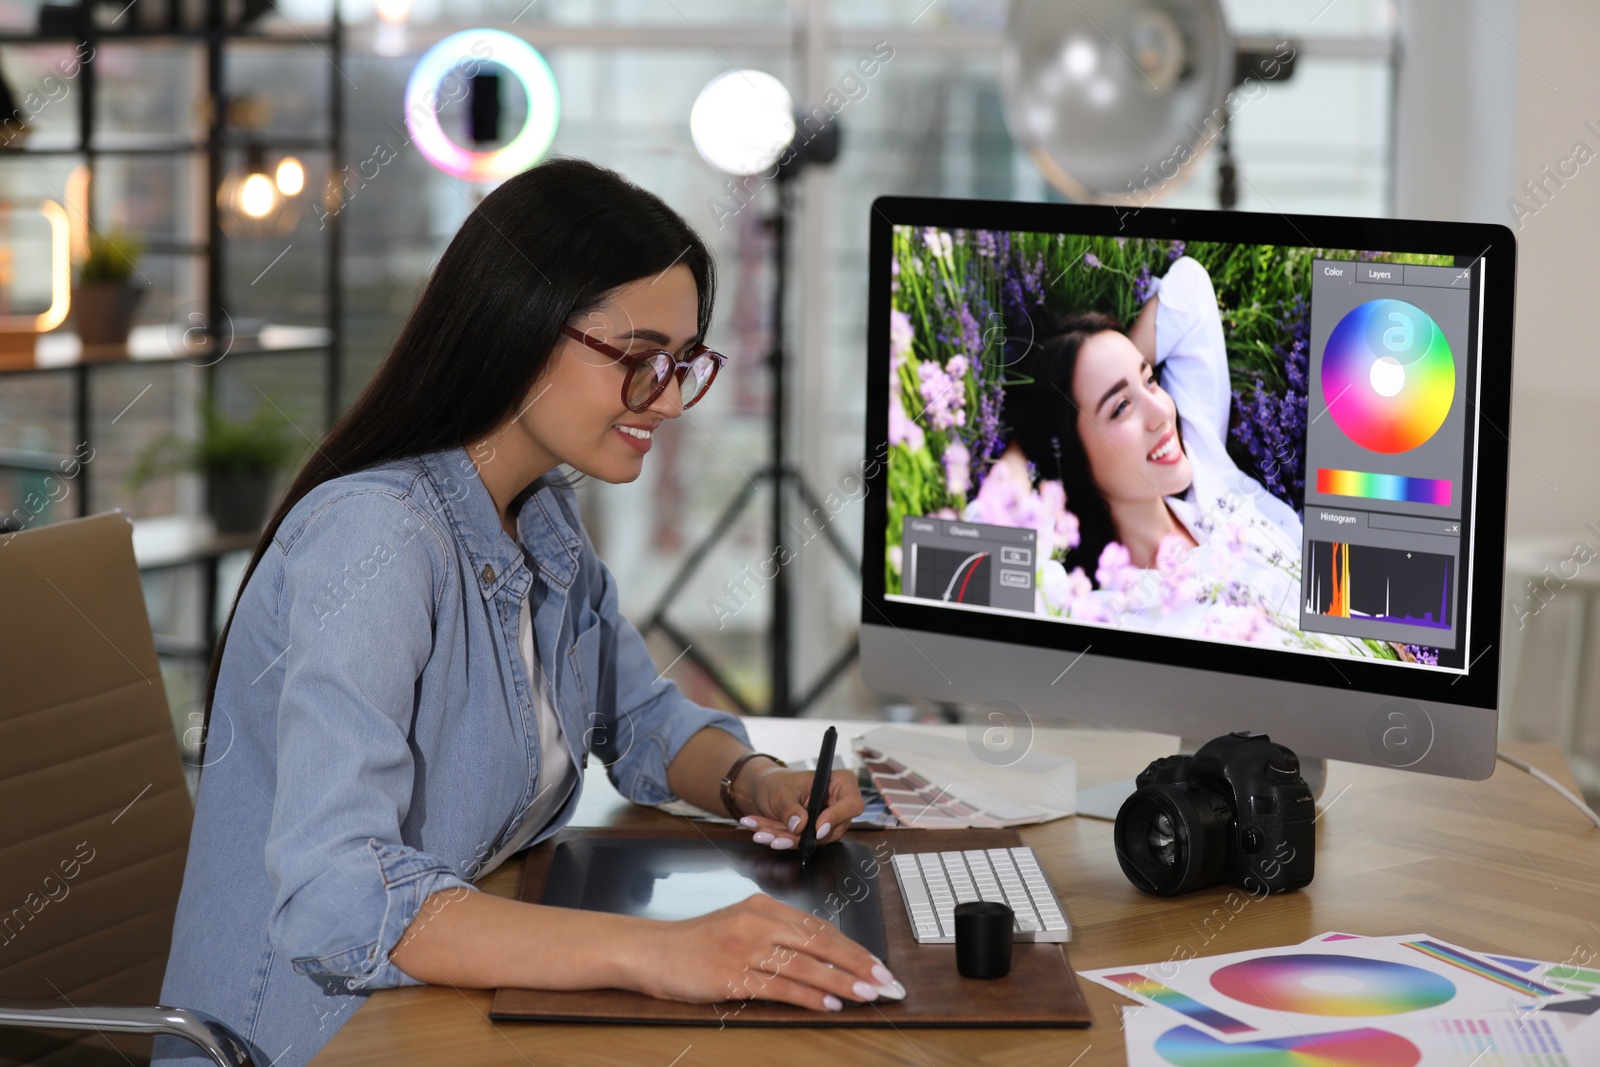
[
  {"xmin": 1317, "ymin": 468, "xmax": 1452, "ymax": 506},
  {"xmin": 1103, "ymin": 973, "xmax": 1255, "ymax": 1035},
  {"xmin": 1403, "ymin": 940, "xmax": 1561, "ymax": 997}
]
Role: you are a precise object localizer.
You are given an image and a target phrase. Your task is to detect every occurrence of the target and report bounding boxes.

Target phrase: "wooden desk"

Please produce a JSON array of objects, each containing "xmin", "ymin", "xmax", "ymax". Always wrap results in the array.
[{"xmin": 310, "ymin": 722, "xmax": 1600, "ymax": 1066}]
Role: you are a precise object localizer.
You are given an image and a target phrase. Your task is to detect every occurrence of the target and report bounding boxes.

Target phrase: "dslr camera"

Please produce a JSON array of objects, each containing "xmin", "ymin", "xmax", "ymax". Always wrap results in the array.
[{"xmin": 1113, "ymin": 731, "xmax": 1315, "ymax": 897}]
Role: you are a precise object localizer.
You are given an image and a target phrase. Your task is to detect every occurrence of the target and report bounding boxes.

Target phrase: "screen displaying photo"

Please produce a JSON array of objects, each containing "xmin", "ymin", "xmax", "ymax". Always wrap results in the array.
[{"xmin": 883, "ymin": 227, "xmax": 1479, "ymax": 672}]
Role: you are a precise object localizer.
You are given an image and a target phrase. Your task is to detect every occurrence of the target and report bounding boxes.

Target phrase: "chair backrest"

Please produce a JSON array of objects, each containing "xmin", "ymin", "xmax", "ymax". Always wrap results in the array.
[{"xmin": 0, "ymin": 512, "xmax": 194, "ymax": 1064}]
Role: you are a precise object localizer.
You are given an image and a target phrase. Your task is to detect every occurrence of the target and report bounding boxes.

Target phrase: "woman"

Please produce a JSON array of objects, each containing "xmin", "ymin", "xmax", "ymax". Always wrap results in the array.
[
  {"xmin": 1006, "ymin": 256, "xmax": 1301, "ymax": 576},
  {"xmin": 1000, "ymin": 256, "xmax": 1330, "ymax": 645},
  {"xmin": 155, "ymin": 160, "xmax": 896, "ymax": 1067}
]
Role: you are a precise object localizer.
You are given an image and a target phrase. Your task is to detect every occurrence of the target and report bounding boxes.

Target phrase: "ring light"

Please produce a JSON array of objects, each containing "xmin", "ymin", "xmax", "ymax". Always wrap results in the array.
[{"xmin": 405, "ymin": 29, "xmax": 560, "ymax": 182}]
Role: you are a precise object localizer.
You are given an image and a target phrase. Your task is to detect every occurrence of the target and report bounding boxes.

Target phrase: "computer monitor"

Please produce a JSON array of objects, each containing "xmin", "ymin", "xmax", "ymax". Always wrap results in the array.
[{"xmin": 860, "ymin": 197, "xmax": 1516, "ymax": 781}]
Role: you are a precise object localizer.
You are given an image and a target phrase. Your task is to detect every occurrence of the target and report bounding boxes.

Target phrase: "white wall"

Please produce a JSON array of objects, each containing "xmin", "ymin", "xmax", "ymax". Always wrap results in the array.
[
  {"xmin": 1397, "ymin": 0, "xmax": 1600, "ymax": 542},
  {"xmin": 1397, "ymin": 0, "xmax": 1600, "ymax": 786},
  {"xmin": 1502, "ymin": 0, "xmax": 1600, "ymax": 542}
]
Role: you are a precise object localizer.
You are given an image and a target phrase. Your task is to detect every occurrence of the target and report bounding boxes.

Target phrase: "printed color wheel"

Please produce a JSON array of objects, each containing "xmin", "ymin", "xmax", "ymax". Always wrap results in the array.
[
  {"xmin": 1320, "ymin": 298, "xmax": 1455, "ymax": 454},
  {"xmin": 1153, "ymin": 1024, "xmax": 1421, "ymax": 1067},
  {"xmin": 1210, "ymin": 954, "xmax": 1455, "ymax": 1016}
]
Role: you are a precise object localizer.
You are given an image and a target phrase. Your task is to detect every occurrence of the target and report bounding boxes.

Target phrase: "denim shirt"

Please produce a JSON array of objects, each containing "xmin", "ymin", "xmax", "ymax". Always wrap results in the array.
[{"xmin": 154, "ymin": 445, "xmax": 748, "ymax": 1067}]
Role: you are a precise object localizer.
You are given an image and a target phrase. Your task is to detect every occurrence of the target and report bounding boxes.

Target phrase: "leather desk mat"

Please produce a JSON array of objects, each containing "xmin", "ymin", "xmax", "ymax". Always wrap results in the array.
[{"xmin": 491, "ymin": 825, "xmax": 1093, "ymax": 1027}]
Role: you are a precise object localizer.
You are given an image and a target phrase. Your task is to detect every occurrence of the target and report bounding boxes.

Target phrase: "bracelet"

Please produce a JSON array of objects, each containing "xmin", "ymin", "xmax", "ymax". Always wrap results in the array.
[{"xmin": 719, "ymin": 752, "xmax": 787, "ymax": 820}]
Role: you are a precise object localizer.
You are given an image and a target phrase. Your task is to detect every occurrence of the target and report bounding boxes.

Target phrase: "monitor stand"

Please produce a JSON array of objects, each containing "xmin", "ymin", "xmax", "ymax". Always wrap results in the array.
[{"xmin": 1075, "ymin": 738, "xmax": 1329, "ymax": 821}]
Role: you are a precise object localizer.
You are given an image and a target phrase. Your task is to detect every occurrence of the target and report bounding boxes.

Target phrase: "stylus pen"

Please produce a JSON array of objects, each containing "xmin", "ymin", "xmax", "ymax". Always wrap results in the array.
[{"xmin": 797, "ymin": 726, "xmax": 837, "ymax": 867}]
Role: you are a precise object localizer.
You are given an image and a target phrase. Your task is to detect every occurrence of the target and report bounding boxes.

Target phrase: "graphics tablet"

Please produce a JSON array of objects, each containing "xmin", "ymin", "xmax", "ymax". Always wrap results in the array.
[{"xmin": 540, "ymin": 835, "xmax": 889, "ymax": 960}]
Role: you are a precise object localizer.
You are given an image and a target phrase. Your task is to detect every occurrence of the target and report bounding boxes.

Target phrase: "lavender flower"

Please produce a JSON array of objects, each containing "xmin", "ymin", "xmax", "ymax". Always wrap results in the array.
[
  {"xmin": 917, "ymin": 360, "xmax": 967, "ymax": 431},
  {"xmin": 1167, "ymin": 240, "xmax": 1187, "ymax": 262},
  {"xmin": 1083, "ymin": 251, "xmax": 1101, "ymax": 269},
  {"xmin": 974, "ymin": 381, "xmax": 1003, "ymax": 463},
  {"xmin": 889, "ymin": 400, "xmax": 924, "ymax": 450},
  {"xmin": 1230, "ymin": 295, "xmax": 1310, "ymax": 511},
  {"xmin": 961, "ymin": 465, "xmax": 1080, "ymax": 559},
  {"xmin": 942, "ymin": 441, "xmax": 971, "ymax": 498},
  {"xmin": 1096, "ymin": 542, "xmax": 1136, "ymax": 592},
  {"xmin": 1133, "ymin": 266, "xmax": 1154, "ymax": 305},
  {"xmin": 889, "ymin": 308, "xmax": 914, "ymax": 370},
  {"xmin": 1405, "ymin": 644, "xmax": 1440, "ymax": 665},
  {"xmin": 955, "ymin": 306, "xmax": 983, "ymax": 361}
]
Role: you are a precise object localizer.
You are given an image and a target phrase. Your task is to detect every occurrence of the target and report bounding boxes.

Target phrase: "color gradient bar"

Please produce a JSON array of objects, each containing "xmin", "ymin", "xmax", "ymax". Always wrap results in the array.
[
  {"xmin": 1103, "ymin": 973, "xmax": 1255, "ymax": 1034},
  {"xmin": 1318, "ymin": 468, "xmax": 1452, "ymax": 506},
  {"xmin": 1403, "ymin": 940, "xmax": 1562, "ymax": 997}
]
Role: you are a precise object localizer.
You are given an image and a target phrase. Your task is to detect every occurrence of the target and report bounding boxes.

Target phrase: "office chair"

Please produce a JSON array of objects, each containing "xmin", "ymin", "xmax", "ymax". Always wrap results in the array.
[{"xmin": 0, "ymin": 512, "xmax": 255, "ymax": 1066}]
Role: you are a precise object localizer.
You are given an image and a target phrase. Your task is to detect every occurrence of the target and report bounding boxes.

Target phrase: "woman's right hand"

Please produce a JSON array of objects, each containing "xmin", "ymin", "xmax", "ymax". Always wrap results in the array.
[{"xmin": 624, "ymin": 893, "xmax": 899, "ymax": 1012}]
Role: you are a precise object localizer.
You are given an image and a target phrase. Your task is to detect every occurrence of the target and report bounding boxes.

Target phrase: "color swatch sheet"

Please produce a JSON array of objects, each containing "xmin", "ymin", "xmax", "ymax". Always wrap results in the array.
[
  {"xmin": 1086, "ymin": 931, "xmax": 1596, "ymax": 1066},
  {"xmin": 853, "ymin": 726, "xmax": 1075, "ymax": 828},
  {"xmin": 1121, "ymin": 1005, "xmax": 1584, "ymax": 1067}
]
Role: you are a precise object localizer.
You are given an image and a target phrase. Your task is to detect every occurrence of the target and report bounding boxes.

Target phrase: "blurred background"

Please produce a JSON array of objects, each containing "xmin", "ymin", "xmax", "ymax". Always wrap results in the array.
[{"xmin": 1, "ymin": 0, "xmax": 1595, "ymax": 797}]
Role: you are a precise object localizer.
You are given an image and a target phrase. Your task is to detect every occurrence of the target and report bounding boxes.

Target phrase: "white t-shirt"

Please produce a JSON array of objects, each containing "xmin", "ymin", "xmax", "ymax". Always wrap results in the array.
[{"xmin": 476, "ymin": 593, "xmax": 579, "ymax": 879}]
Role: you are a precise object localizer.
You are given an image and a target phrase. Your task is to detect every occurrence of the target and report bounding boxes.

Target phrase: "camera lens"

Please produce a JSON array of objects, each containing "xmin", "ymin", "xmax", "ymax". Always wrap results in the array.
[{"xmin": 1114, "ymin": 782, "xmax": 1232, "ymax": 896}]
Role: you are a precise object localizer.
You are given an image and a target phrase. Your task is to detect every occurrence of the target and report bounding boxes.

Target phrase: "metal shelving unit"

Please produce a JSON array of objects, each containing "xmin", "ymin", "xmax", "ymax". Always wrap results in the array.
[{"xmin": 0, "ymin": 1, "xmax": 344, "ymax": 519}]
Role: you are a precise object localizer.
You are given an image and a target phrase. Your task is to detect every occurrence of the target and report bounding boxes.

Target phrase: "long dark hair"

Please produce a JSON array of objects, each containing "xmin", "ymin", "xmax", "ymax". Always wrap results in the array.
[
  {"xmin": 199, "ymin": 158, "xmax": 716, "ymax": 757},
  {"xmin": 1005, "ymin": 309, "xmax": 1125, "ymax": 584}
]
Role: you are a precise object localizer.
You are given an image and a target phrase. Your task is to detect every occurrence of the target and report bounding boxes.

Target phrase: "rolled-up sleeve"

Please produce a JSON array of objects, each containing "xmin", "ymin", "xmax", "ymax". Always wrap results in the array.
[
  {"xmin": 565, "ymin": 501, "xmax": 749, "ymax": 804},
  {"xmin": 268, "ymin": 491, "xmax": 475, "ymax": 991}
]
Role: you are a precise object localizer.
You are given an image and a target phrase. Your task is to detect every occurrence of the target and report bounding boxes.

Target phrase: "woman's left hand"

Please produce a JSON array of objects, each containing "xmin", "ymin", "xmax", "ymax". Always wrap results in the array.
[{"xmin": 738, "ymin": 768, "xmax": 864, "ymax": 851}]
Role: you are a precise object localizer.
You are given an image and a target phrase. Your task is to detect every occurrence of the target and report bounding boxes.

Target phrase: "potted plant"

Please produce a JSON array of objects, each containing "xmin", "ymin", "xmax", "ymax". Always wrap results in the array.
[
  {"xmin": 128, "ymin": 397, "xmax": 303, "ymax": 533},
  {"xmin": 74, "ymin": 231, "xmax": 145, "ymax": 348}
]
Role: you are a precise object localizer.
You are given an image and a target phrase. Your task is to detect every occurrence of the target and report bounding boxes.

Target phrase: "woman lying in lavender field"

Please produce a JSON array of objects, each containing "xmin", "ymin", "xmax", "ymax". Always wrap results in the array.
[{"xmin": 990, "ymin": 257, "xmax": 1369, "ymax": 649}]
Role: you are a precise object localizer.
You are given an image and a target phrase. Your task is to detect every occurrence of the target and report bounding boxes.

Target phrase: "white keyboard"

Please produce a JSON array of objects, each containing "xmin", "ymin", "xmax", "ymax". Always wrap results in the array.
[{"xmin": 890, "ymin": 847, "xmax": 1072, "ymax": 944}]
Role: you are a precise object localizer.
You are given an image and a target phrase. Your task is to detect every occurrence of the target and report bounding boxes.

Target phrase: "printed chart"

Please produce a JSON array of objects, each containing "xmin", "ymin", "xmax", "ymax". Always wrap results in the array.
[{"xmin": 1088, "ymin": 932, "xmax": 1586, "ymax": 1066}]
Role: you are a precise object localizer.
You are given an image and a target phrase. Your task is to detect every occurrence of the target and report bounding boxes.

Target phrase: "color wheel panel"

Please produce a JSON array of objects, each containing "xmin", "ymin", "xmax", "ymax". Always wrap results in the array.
[
  {"xmin": 1210, "ymin": 954, "xmax": 1455, "ymax": 1016},
  {"xmin": 1152, "ymin": 1024, "xmax": 1421, "ymax": 1067},
  {"xmin": 1321, "ymin": 298, "xmax": 1455, "ymax": 454}
]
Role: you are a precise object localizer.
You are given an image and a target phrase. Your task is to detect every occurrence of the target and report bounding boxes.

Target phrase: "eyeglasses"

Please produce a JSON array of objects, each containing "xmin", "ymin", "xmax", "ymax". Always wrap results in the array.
[{"xmin": 559, "ymin": 325, "xmax": 727, "ymax": 413}]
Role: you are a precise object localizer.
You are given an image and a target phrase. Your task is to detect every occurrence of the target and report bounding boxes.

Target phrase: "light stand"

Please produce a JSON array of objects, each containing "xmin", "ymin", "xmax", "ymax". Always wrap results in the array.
[
  {"xmin": 1216, "ymin": 44, "xmax": 1299, "ymax": 210},
  {"xmin": 642, "ymin": 114, "xmax": 858, "ymax": 717}
]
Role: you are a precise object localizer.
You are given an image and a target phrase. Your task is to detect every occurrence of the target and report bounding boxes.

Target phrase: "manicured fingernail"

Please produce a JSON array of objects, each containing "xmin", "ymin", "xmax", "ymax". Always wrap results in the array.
[
  {"xmin": 872, "ymin": 963, "xmax": 895, "ymax": 985},
  {"xmin": 853, "ymin": 980, "xmax": 879, "ymax": 1001},
  {"xmin": 739, "ymin": 816, "xmax": 759, "ymax": 829},
  {"xmin": 817, "ymin": 821, "xmax": 831, "ymax": 837},
  {"xmin": 770, "ymin": 837, "xmax": 794, "ymax": 850},
  {"xmin": 823, "ymin": 995, "xmax": 843, "ymax": 1011},
  {"xmin": 753, "ymin": 831, "xmax": 774, "ymax": 844},
  {"xmin": 788, "ymin": 815, "xmax": 802, "ymax": 832}
]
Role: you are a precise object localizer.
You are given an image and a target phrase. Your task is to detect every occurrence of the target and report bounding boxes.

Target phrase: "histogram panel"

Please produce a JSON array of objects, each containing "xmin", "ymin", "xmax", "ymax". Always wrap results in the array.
[{"xmin": 1305, "ymin": 541, "xmax": 1451, "ymax": 630}]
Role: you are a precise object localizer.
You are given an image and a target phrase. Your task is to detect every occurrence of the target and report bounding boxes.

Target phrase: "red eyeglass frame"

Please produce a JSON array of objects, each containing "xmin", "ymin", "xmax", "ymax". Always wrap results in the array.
[{"xmin": 559, "ymin": 325, "xmax": 727, "ymax": 412}]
